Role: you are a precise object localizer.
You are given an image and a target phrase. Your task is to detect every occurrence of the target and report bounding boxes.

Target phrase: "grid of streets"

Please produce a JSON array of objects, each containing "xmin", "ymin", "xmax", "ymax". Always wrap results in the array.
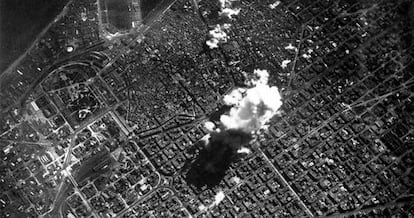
[{"xmin": 0, "ymin": 0, "xmax": 413, "ymax": 217}]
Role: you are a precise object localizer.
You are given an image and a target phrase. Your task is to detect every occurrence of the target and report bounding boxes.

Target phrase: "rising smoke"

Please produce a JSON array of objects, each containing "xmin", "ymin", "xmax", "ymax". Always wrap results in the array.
[
  {"xmin": 206, "ymin": 69, "xmax": 282, "ymax": 134},
  {"xmin": 206, "ymin": 0, "xmax": 241, "ymax": 49},
  {"xmin": 200, "ymin": 69, "xmax": 282, "ymax": 172},
  {"xmin": 220, "ymin": 69, "xmax": 282, "ymax": 133}
]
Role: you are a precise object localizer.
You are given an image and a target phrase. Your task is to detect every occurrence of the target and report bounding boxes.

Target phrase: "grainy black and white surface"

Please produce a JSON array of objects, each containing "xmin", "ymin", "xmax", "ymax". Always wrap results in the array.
[{"xmin": 0, "ymin": 0, "xmax": 413, "ymax": 217}]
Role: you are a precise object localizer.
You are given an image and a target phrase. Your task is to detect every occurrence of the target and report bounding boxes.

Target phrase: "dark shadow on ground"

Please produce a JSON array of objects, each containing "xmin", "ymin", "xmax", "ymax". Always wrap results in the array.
[
  {"xmin": 184, "ymin": 129, "xmax": 251, "ymax": 189},
  {"xmin": 74, "ymin": 150, "xmax": 115, "ymax": 185},
  {"xmin": 208, "ymin": 104, "xmax": 232, "ymax": 122}
]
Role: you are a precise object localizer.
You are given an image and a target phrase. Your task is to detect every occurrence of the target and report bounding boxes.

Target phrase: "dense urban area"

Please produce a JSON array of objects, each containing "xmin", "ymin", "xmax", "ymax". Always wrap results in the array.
[{"xmin": 0, "ymin": 0, "xmax": 413, "ymax": 217}]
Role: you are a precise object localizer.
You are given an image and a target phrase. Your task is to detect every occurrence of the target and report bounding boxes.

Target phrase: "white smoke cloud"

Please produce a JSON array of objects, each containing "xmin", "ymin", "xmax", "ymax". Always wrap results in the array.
[
  {"xmin": 250, "ymin": 69, "xmax": 269, "ymax": 86},
  {"xmin": 223, "ymin": 88, "xmax": 244, "ymax": 105},
  {"xmin": 201, "ymin": 134, "xmax": 211, "ymax": 145},
  {"xmin": 219, "ymin": 0, "xmax": 227, "ymax": 8},
  {"xmin": 269, "ymin": 1, "xmax": 281, "ymax": 9},
  {"xmin": 198, "ymin": 190, "xmax": 226, "ymax": 212},
  {"xmin": 206, "ymin": 0, "xmax": 240, "ymax": 49},
  {"xmin": 212, "ymin": 190, "xmax": 225, "ymax": 206},
  {"xmin": 218, "ymin": 0, "xmax": 240, "ymax": 20},
  {"xmin": 204, "ymin": 121, "xmax": 216, "ymax": 132},
  {"xmin": 220, "ymin": 69, "xmax": 282, "ymax": 133},
  {"xmin": 220, "ymin": 8, "xmax": 240, "ymax": 19},
  {"xmin": 237, "ymin": 147, "xmax": 251, "ymax": 154},
  {"xmin": 281, "ymin": 60, "xmax": 291, "ymax": 69},
  {"xmin": 206, "ymin": 25, "xmax": 229, "ymax": 49},
  {"xmin": 230, "ymin": 176, "xmax": 242, "ymax": 185},
  {"xmin": 206, "ymin": 38, "xmax": 220, "ymax": 49}
]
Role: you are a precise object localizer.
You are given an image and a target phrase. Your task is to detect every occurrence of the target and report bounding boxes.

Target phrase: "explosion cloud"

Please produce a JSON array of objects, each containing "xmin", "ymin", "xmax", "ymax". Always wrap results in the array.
[
  {"xmin": 204, "ymin": 121, "xmax": 216, "ymax": 132},
  {"xmin": 206, "ymin": 0, "xmax": 240, "ymax": 49},
  {"xmin": 206, "ymin": 25, "xmax": 229, "ymax": 49},
  {"xmin": 188, "ymin": 69, "xmax": 282, "ymax": 180},
  {"xmin": 220, "ymin": 69, "xmax": 283, "ymax": 133},
  {"xmin": 212, "ymin": 190, "xmax": 225, "ymax": 206},
  {"xmin": 219, "ymin": 0, "xmax": 240, "ymax": 19},
  {"xmin": 198, "ymin": 190, "xmax": 226, "ymax": 212},
  {"xmin": 220, "ymin": 8, "xmax": 240, "ymax": 19}
]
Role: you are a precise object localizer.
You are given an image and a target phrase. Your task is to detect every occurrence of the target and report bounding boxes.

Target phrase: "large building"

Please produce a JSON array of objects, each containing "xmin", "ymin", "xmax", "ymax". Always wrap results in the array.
[{"xmin": 98, "ymin": 0, "xmax": 142, "ymax": 38}]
